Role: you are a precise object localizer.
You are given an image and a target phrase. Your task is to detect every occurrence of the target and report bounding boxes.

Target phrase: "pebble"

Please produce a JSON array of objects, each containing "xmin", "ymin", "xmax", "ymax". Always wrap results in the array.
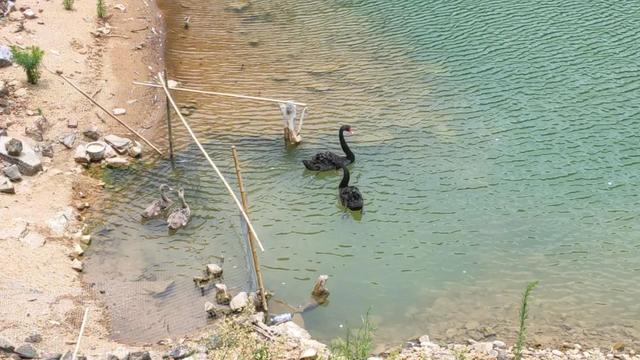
[
  {"xmin": 105, "ymin": 157, "xmax": 129, "ymax": 168},
  {"xmin": 168, "ymin": 345, "xmax": 193, "ymax": 360},
  {"xmin": 42, "ymin": 353, "xmax": 62, "ymax": 360},
  {"xmin": 40, "ymin": 143, "xmax": 54, "ymax": 158},
  {"xmin": 60, "ymin": 132, "xmax": 77, "ymax": 149},
  {"xmin": 83, "ymin": 125, "xmax": 101, "ymax": 140},
  {"xmin": 613, "ymin": 342, "xmax": 625, "ymax": 352},
  {"xmin": 299, "ymin": 348, "xmax": 318, "ymax": 360},
  {"xmin": 127, "ymin": 141, "xmax": 142, "ymax": 158},
  {"xmin": 112, "ymin": 108, "xmax": 126, "ymax": 116},
  {"xmin": 71, "ymin": 242, "xmax": 84, "ymax": 257},
  {"xmin": 71, "ymin": 259, "xmax": 83, "ymax": 271},
  {"xmin": 24, "ymin": 333, "xmax": 42, "ymax": 343},
  {"xmin": 3, "ymin": 164, "xmax": 22, "ymax": 181},
  {"xmin": 67, "ymin": 118, "xmax": 78, "ymax": 128},
  {"xmin": 15, "ymin": 344, "xmax": 38, "ymax": 359},
  {"xmin": 493, "ymin": 340, "xmax": 506, "ymax": 349},
  {"xmin": 6, "ymin": 138, "xmax": 23, "ymax": 156},
  {"xmin": 552, "ymin": 349, "xmax": 563, "ymax": 357},
  {"xmin": 22, "ymin": 8, "xmax": 37, "ymax": 18}
]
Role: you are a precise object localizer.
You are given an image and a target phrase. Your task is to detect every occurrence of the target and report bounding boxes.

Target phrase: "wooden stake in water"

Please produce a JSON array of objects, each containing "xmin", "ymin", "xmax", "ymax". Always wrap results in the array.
[
  {"xmin": 163, "ymin": 70, "xmax": 175, "ymax": 165},
  {"xmin": 231, "ymin": 145, "xmax": 268, "ymax": 314}
]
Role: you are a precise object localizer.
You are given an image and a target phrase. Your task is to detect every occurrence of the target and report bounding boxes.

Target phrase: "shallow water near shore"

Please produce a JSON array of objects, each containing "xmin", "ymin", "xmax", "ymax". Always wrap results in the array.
[{"xmin": 87, "ymin": 0, "xmax": 640, "ymax": 347}]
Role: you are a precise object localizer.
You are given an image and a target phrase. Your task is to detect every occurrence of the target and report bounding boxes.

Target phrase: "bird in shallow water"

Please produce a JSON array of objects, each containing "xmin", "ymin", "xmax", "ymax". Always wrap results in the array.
[
  {"xmin": 303, "ymin": 125, "xmax": 355, "ymax": 171},
  {"xmin": 338, "ymin": 164, "xmax": 363, "ymax": 211},
  {"xmin": 167, "ymin": 187, "xmax": 191, "ymax": 230},
  {"xmin": 141, "ymin": 184, "xmax": 173, "ymax": 219}
]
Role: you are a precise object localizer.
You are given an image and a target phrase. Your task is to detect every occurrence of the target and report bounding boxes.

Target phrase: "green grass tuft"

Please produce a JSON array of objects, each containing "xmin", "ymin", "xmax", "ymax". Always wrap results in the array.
[
  {"xmin": 329, "ymin": 310, "xmax": 374, "ymax": 360},
  {"xmin": 63, "ymin": 0, "xmax": 74, "ymax": 11},
  {"xmin": 10, "ymin": 46, "xmax": 45, "ymax": 85},
  {"xmin": 96, "ymin": 0, "xmax": 107, "ymax": 18},
  {"xmin": 514, "ymin": 281, "xmax": 539, "ymax": 360}
]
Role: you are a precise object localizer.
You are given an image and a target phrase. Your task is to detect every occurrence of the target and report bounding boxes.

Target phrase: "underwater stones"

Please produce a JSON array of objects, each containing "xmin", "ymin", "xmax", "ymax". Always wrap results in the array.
[{"xmin": 6, "ymin": 138, "xmax": 22, "ymax": 156}]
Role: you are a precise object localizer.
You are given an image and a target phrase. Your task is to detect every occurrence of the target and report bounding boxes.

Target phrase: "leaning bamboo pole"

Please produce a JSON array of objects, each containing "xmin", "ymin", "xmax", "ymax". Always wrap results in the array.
[
  {"xmin": 231, "ymin": 145, "xmax": 268, "ymax": 314},
  {"xmin": 133, "ymin": 81, "xmax": 307, "ymax": 107},
  {"xmin": 44, "ymin": 68, "xmax": 163, "ymax": 155},
  {"xmin": 156, "ymin": 72, "xmax": 265, "ymax": 251}
]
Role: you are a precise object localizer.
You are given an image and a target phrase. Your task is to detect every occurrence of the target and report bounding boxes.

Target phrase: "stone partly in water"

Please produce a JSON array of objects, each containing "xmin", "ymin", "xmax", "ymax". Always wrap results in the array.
[
  {"xmin": 6, "ymin": 138, "xmax": 22, "ymax": 156},
  {"xmin": 59, "ymin": 132, "xmax": 77, "ymax": 149},
  {"xmin": 104, "ymin": 134, "xmax": 131, "ymax": 154},
  {"xmin": 167, "ymin": 345, "xmax": 194, "ymax": 360},
  {"xmin": 0, "ymin": 46, "xmax": 12, "ymax": 68},
  {"xmin": 0, "ymin": 176, "xmax": 15, "ymax": 194},
  {"xmin": 230, "ymin": 291, "xmax": 249, "ymax": 312},
  {"xmin": 0, "ymin": 136, "xmax": 43, "ymax": 175},
  {"xmin": 105, "ymin": 157, "xmax": 129, "ymax": 168},
  {"xmin": 127, "ymin": 140, "xmax": 142, "ymax": 158},
  {"xmin": 3, "ymin": 164, "xmax": 22, "ymax": 182},
  {"xmin": 15, "ymin": 344, "xmax": 38, "ymax": 359},
  {"xmin": 299, "ymin": 348, "xmax": 318, "ymax": 360}
]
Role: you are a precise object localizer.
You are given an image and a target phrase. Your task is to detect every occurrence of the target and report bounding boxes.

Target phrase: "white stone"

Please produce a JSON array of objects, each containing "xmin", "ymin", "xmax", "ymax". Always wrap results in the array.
[
  {"xmin": 106, "ymin": 157, "xmax": 129, "ymax": 167},
  {"xmin": 71, "ymin": 243, "xmax": 84, "ymax": 257},
  {"xmin": 229, "ymin": 292, "xmax": 248, "ymax": 312},
  {"xmin": 0, "ymin": 218, "xmax": 27, "ymax": 239},
  {"xmin": 419, "ymin": 335, "xmax": 431, "ymax": 346},
  {"xmin": 21, "ymin": 232, "xmax": 45, "ymax": 247},
  {"xmin": 472, "ymin": 342, "xmax": 494, "ymax": 355},
  {"xmin": 113, "ymin": 3, "xmax": 126, "ymax": 11},
  {"xmin": 493, "ymin": 340, "xmax": 506, "ymax": 349},
  {"xmin": 71, "ymin": 259, "xmax": 83, "ymax": 271},
  {"xmin": 299, "ymin": 348, "xmax": 317, "ymax": 360},
  {"xmin": 112, "ymin": 108, "xmax": 127, "ymax": 116},
  {"xmin": 74, "ymin": 144, "xmax": 89, "ymax": 164},
  {"xmin": 22, "ymin": 8, "xmax": 37, "ymax": 19},
  {"xmin": 206, "ymin": 264, "xmax": 223, "ymax": 277},
  {"xmin": 80, "ymin": 235, "xmax": 91, "ymax": 245}
]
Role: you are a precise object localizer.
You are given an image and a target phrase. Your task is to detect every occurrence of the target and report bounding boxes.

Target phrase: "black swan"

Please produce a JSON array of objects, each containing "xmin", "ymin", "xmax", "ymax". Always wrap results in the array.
[
  {"xmin": 338, "ymin": 164, "xmax": 363, "ymax": 211},
  {"xmin": 303, "ymin": 125, "xmax": 355, "ymax": 171},
  {"xmin": 167, "ymin": 188, "xmax": 191, "ymax": 230},
  {"xmin": 141, "ymin": 184, "xmax": 173, "ymax": 219}
]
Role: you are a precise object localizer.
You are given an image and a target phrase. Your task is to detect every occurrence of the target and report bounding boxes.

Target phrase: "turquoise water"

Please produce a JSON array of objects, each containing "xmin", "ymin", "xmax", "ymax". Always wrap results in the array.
[{"xmin": 88, "ymin": 0, "xmax": 640, "ymax": 347}]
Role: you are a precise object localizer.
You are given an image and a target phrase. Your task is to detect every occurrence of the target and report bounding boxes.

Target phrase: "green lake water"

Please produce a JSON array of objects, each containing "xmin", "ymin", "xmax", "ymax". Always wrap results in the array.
[{"xmin": 86, "ymin": 0, "xmax": 640, "ymax": 348}]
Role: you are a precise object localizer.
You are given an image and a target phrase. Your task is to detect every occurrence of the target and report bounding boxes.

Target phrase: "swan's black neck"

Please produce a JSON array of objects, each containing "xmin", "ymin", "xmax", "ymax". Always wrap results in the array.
[
  {"xmin": 339, "ymin": 165, "xmax": 350, "ymax": 189},
  {"xmin": 339, "ymin": 128, "xmax": 355, "ymax": 162}
]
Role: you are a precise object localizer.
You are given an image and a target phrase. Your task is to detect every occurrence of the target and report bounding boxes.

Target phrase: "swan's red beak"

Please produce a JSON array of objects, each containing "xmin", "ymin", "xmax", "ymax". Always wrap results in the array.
[{"xmin": 347, "ymin": 128, "xmax": 354, "ymax": 135}]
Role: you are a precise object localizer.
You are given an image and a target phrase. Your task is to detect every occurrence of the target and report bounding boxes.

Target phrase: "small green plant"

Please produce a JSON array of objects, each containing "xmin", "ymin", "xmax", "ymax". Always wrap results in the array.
[
  {"xmin": 329, "ymin": 311, "xmax": 374, "ymax": 360},
  {"xmin": 514, "ymin": 281, "xmax": 539, "ymax": 360},
  {"xmin": 10, "ymin": 46, "xmax": 45, "ymax": 85},
  {"xmin": 252, "ymin": 347, "xmax": 270, "ymax": 360},
  {"xmin": 96, "ymin": 0, "xmax": 107, "ymax": 18},
  {"xmin": 454, "ymin": 349, "xmax": 468, "ymax": 360},
  {"xmin": 63, "ymin": 0, "xmax": 74, "ymax": 11}
]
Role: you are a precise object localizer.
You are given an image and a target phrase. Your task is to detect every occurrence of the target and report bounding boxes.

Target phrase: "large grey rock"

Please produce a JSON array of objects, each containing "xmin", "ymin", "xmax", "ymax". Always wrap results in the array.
[
  {"xmin": 167, "ymin": 345, "xmax": 193, "ymax": 360},
  {"xmin": 0, "ymin": 46, "xmax": 11, "ymax": 68},
  {"xmin": 0, "ymin": 137, "xmax": 42, "ymax": 175},
  {"xmin": 104, "ymin": 135, "xmax": 131, "ymax": 154},
  {"xmin": 4, "ymin": 164, "xmax": 22, "ymax": 181},
  {"xmin": 59, "ymin": 132, "xmax": 76, "ymax": 149},
  {"xmin": 6, "ymin": 138, "xmax": 22, "ymax": 155},
  {"xmin": 229, "ymin": 291, "xmax": 248, "ymax": 312},
  {"xmin": 0, "ymin": 176, "xmax": 15, "ymax": 194},
  {"xmin": 15, "ymin": 344, "xmax": 38, "ymax": 359},
  {"xmin": 0, "ymin": 336, "xmax": 15, "ymax": 352}
]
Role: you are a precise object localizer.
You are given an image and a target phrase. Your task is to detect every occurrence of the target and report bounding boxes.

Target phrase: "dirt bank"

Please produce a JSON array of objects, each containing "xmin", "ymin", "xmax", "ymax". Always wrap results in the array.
[{"xmin": 0, "ymin": 0, "xmax": 166, "ymax": 354}]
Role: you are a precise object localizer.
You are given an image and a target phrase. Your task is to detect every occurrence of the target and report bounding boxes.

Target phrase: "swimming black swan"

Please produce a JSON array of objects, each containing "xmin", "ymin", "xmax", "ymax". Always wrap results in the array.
[
  {"xmin": 167, "ymin": 188, "xmax": 191, "ymax": 230},
  {"xmin": 303, "ymin": 125, "xmax": 355, "ymax": 171},
  {"xmin": 338, "ymin": 164, "xmax": 363, "ymax": 211},
  {"xmin": 141, "ymin": 184, "xmax": 173, "ymax": 219}
]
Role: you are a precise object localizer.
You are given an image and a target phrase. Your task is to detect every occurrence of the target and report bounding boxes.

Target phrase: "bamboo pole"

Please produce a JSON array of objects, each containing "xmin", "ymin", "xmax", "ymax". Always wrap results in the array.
[
  {"xmin": 164, "ymin": 70, "xmax": 175, "ymax": 164},
  {"xmin": 133, "ymin": 81, "xmax": 307, "ymax": 107},
  {"xmin": 157, "ymin": 72, "xmax": 265, "ymax": 251},
  {"xmin": 231, "ymin": 145, "xmax": 268, "ymax": 314},
  {"xmin": 71, "ymin": 308, "xmax": 89, "ymax": 360},
  {"xmin": 45, "ymin": 69, "xmax": 163, "ymax": 155}
]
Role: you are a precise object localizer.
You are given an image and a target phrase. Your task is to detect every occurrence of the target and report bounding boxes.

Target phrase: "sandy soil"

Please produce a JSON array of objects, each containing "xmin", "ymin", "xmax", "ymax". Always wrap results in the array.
[{"xmin": 0, "ymin": 0, "xmax": 166, "ymax": 355}]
